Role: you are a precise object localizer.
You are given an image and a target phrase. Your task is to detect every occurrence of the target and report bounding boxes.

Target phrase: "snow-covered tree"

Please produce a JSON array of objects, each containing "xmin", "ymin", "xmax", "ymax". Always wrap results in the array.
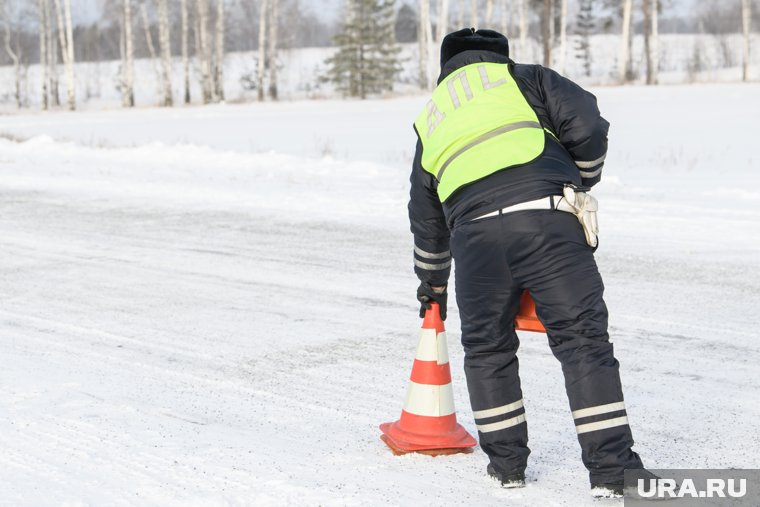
[{"xmin": 324, "ymin": 0, "xmax": 401, "ymax": 99}]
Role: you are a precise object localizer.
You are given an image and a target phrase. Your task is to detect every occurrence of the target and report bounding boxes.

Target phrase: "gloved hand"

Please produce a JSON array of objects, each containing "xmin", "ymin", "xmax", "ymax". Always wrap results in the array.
[{"xmin": 417, "ymin": 282, "xmax": 448, "ymax": 320}]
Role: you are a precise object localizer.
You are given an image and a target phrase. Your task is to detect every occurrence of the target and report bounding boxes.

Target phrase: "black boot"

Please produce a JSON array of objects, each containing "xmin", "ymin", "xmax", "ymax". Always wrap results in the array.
[
  {"xmin": 487, "ymin": 464, "xmax": 526, "ymax": 488},
  {"xmin": 591, "ymin": 469, "xmax": 661, "ymax": 498},
  {"xmin": 590, "ymin": 481, "xmax": 623, "ymax": 498}
]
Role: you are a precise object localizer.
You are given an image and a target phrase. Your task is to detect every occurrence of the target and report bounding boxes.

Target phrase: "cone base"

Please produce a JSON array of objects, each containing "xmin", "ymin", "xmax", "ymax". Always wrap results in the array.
[
  {"xmin": 379, "ymin": 419, "xmax": 477, "ymax": 455},
  {"xmin": 380, "ymin": 434, "xmax": 475, "ymax": 456}
]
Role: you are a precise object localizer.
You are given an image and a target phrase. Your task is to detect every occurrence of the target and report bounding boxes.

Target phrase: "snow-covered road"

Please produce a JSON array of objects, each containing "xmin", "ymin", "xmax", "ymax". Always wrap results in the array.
[{"xmin": 1, "ymin": 84, "xmax": 759, "ymax": 506}]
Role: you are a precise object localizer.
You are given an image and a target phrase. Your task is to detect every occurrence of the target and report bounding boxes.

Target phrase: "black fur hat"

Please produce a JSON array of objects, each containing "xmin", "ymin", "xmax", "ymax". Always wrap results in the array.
[{"xmin": 440, "ymin": 28, "xmax": 510, "ymax": 68}]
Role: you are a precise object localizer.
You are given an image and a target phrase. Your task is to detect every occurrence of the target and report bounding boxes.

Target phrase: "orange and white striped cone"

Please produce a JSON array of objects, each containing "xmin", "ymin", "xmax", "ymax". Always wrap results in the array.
[
  {"xmin": 380, "ymin": 303, "xmax": 477, "ymax": 456},
  {"xmin": 514, "ymin": 290, "xmax": 546, "ymax": 333}
]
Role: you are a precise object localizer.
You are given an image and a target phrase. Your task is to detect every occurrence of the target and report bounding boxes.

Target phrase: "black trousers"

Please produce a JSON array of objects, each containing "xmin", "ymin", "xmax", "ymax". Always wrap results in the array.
[{"xmin": 450, "ymin": 209, "xmax": 643, "ymax": 484}]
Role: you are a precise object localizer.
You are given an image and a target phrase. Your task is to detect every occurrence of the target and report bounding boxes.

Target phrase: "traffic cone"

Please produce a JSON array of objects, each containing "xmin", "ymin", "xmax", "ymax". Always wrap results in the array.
[
  {"xmin": 514, "ymin": 290, "xmax": 546, "ymax": 333},
  {"xmin": 380, "ymin": 303, "xmax": 477, "ymax": 456}
]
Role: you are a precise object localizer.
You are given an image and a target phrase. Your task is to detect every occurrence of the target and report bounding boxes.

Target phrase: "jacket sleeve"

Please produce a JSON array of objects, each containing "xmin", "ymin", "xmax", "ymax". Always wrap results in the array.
[
  {"xmin": 408, "ymin": 137, "xmax": 451, "ymax": 286},
  {"xmin": 536, "ymin": 67, "xmax": 609, "ymax": 187}
]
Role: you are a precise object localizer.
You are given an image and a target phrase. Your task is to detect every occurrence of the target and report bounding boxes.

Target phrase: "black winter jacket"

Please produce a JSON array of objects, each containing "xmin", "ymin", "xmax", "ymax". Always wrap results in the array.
[{"xmin": 409, "ymin": 50, "xmax": 609, "ymax": 286}]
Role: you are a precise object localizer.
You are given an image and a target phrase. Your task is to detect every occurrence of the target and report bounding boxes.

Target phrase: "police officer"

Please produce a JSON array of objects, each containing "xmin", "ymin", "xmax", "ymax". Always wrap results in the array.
[{"xmin": 409, "ymin": 28, "xmax": 644, "ymax": 497}]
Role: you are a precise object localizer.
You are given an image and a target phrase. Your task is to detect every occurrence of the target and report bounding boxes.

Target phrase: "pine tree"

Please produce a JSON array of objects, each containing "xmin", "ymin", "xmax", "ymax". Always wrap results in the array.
[
  {"xmin": 576, "ymin": 0, "xmax": 594, "ymax": 77},
  {"xmin": 324, "ymin": 0, "xmax": 401, "ymax": 99}
]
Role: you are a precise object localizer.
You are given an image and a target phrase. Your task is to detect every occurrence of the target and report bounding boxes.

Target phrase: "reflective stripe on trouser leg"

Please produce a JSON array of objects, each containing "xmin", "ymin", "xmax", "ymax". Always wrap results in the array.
[{"xmin": 450, "ymin": 217, "xmax": 530, "ymax": 475}]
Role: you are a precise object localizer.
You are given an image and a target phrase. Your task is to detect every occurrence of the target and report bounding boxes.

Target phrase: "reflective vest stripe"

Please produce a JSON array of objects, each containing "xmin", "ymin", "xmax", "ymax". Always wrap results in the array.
[{"xmin": 437, "ymin": 120, "xmax": 542, "ymax": 180}]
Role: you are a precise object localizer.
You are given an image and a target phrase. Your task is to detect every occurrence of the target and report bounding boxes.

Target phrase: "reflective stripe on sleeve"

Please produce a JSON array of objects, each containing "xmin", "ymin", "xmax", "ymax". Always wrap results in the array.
[
  {"xmin": 579, "ymin": 166, "xmax": 603, "ymax": 179},
  {"xmin": 414, "ymin": 259, "xmax": 452, "ymax": 271},
  {"xmin": 575, "ymin": 153, "xmax": 607, "ymax": 169},
  {"xmin": 414, "ymin": 246, "xmax": 451, "ymax": 260}
]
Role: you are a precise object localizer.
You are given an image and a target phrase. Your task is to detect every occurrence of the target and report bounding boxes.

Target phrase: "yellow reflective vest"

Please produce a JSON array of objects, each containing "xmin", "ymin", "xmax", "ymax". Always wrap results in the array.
[{"xmin": 414, "ymin": 62, "xmax": 546, "ymax": 202}]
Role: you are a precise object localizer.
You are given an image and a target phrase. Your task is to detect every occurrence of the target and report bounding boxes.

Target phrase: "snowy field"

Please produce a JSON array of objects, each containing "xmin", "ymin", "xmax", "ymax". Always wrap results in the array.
[{"xmin": 1, "ymin": 83, "xmax": 760, "ymax": 506}]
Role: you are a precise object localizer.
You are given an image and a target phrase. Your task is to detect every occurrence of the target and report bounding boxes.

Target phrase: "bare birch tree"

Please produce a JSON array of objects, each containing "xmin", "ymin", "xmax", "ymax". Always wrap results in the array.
[
  {"xmin": 419, "ymin": 0, "xmax": 433, "ymax": 88},
  {"xmin": 651, "ymin": 0, "xmax": 659, "ymax": 84},
  {"xmin": 46, "ymin": 0, "xmax": 59, "ymax": 106},
  {"xmin": 267, "ymin": 0, "xmax": 277, "ymax": 99},
  {"xmin": 180, "ymin": 0, "xmax": 190, "ymax": 103},
  {"xmin": 643, "ymin": 0, "xmax": 653, "ymax": 84},
  {"xmin": 157, "ymin": 0, "xmax": 173, "ymax": 106},
  {"xmin": 457, "ymin": 0, "xmax": 464, "ymax": 27},
  {"xmin": 499, "ymin": 0, "xmax": 507, "ymax": 34},
  {"xmin": 2, "ymin": 0, "xmax": 21, "ymax": 108},
  {"xmin": 214, "ymin": 0, "xmax": 225, "ymax": 101},
  {"xmin": 742, "ymin": 0, "xmax": 751, "ymax": 81},
  {"xmin": 257, "ymin": 0, "xmax": 268, "ymax": 101},
  {"xmin": 485, "ymin": 0, "xmax": 494, "ymax": 26},
  {"xmin": 470, "ymin": 0, "xmax": 477, "ymax": 27},
  {"xmin": 62, "ymin": 0, "xmax": 74, "ymax": 109},
  {"xmin": 437, "ymin": 0, "xmax": 449, "ymax": 44},
  {"xmin": 37, "ymin": 0, "xmax": 49, "ymax": 109},
  {"xmin": 558, "ymin": 0, "xmax": 567, "ymax": 73},
  {"xmin": 542, "ymin": 0, "xmax": 551, "ymax": 66},
  {"xmin": 120, "ymin": 0, "xmax": 135, "ymax": 106},
  {"xmin": 139, "ymin": 2, "xmax": 162, "ymax": 103},
  {"xmin": 196, "ymin": 0, "xmax": 213, "ymax": 103},
  {"xmin": 519, "ymin": 0, "xmax": 526, "ymax": 50},
  {"xmin": 618, "ymin": 0, "xmax": 633, "ymax": 83},
  {"xmin": 52, "ymin": 0, "xmax": 75, "ymax": 110}
]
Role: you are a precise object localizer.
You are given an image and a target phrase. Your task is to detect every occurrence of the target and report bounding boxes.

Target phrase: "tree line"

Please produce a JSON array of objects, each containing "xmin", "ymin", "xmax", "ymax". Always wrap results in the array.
[
  {"xmin": 328, "ymin": 0, "xmax": 756, "ymax": 97},
  {"xmin": 0, "ymin": 0, "xmax": 331, "ymax": 110},
  {"xmin": 0, "ymin": 0, "xmax": 757, "ymax": 108}
]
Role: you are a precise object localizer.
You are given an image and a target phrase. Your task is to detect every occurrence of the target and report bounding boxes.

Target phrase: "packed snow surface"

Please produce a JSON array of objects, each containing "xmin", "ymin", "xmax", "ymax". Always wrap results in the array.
[{"xmin": 1, "ymin": 83, "xmax": 759, "ymax": 506}]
